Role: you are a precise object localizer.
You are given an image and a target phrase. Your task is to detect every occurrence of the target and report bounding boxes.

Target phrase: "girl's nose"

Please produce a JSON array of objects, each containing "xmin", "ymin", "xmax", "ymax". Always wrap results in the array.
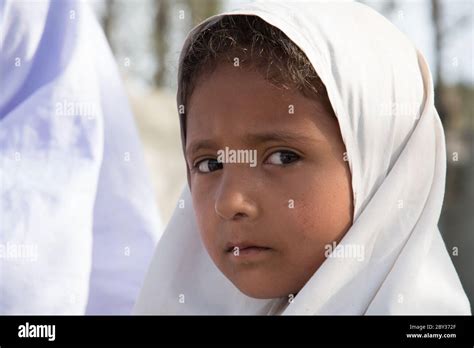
[{"xmin": 214, "ymin": 170, "xmax": 259, "ymax": 221}]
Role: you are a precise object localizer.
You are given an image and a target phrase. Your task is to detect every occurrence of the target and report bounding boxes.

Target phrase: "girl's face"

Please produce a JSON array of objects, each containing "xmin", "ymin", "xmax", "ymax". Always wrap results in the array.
[{"xmin": 186, "ymin": 64, "xmax": 353, "ymax": 299}]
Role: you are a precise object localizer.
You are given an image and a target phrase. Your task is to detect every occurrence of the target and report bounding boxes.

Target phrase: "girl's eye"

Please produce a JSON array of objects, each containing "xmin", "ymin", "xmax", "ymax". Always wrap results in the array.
[
  {"xmin": 195, "ymin": 158, "xmax": 223, "ymax": 173},
  {"xmin": 266, "ymin": 150, "xmax": 300, "ymax": 165}
]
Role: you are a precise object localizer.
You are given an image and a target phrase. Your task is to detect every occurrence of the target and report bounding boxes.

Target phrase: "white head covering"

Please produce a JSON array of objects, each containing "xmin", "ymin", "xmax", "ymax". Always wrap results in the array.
[
  {"xmin": 134, "ymin": 0, "xmax": 471, "ymax": 315},
  {"xmin": 0, "ymin": 0, "xmax": 162, "ymax": 314}
]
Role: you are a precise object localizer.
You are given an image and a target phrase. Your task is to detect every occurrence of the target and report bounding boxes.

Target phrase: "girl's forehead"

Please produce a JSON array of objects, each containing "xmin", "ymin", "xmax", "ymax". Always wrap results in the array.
[
  {"xmin": 185, "ymin": 67, "xmax": 338, "ymax": 155},
  {"xmin": 187, "ymin": 65, "xmax": 330, "ymax": 120}
]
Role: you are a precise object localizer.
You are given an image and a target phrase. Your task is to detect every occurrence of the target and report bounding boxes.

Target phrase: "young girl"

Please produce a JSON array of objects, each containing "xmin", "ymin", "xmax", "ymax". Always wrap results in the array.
[{"xmin": 134, "ymin": 1, "xmax": 471, "ymax": 315}]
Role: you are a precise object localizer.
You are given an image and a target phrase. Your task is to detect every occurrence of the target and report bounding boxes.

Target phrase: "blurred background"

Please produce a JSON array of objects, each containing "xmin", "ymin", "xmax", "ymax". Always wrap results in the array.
[{"xmin": 89, "ymin": 0, "xmax": 473, "ymax": 311}]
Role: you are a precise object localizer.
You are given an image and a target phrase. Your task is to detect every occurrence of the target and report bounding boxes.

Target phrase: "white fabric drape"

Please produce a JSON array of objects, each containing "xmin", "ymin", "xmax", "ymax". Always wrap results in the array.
[{"xmin": 0, "ymin": 0, "xmax": 162, "ymax": 314}]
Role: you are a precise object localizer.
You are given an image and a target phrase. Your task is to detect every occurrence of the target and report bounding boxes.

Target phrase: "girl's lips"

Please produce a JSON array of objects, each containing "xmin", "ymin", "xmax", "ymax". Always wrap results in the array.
[
  {"xmin": 225, "ymin": 242, "xmax": 270, "ymax": 253},
  {"xmin": 226, "ymin": 245, "xmax": 273, "ymax": 260},
  {"xmin": 228, "ymin": 246, "xmax": 271, "ymax": 252}
]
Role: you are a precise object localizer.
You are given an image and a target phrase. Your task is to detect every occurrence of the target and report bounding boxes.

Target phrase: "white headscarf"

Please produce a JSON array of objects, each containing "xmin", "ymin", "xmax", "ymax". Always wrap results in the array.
[
  {"xmin": 134, "ymin": 0, "xmax": 471, "ymax": 315},
  {"xmin": 0, "ymin": 0, "xmax": 162, "ymax": 314}
]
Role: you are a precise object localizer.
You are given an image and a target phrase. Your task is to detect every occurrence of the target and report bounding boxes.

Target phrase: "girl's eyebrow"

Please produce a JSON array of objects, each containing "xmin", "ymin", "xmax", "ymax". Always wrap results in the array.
[
  {"xmin": 243, "ymin": 131, "xmax": 319, "ymax": 145},
  {"xmin": 186, "ymin": 131, "xmax": 320, "ymax": 158}
]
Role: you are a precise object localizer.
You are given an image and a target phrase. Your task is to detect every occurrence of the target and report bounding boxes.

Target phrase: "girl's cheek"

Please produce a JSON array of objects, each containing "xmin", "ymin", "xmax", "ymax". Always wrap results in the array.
[
  {"xmin": 192, "ymin": 193, "xmax": 212, "ymax": 236},
  {"xmin": 291, "ymin": 195, "xmax": 330, "ymax": 240}
]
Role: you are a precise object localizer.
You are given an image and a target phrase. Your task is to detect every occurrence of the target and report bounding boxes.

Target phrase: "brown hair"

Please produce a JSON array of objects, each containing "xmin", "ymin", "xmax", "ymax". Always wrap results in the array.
[{"xmin": 180, "ymin": 15, "xmax": 329, "ymax": 108}]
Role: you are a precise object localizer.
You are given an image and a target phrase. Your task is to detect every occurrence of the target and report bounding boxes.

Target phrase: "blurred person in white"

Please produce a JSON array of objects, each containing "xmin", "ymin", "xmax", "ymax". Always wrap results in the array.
[
  {"xmin": 0, "ymin": 0, "xmax": 162, "ymax": 314},
  {"xmin": 134, "ymin": 1, "xmax": 471, "ymax": 315}
]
